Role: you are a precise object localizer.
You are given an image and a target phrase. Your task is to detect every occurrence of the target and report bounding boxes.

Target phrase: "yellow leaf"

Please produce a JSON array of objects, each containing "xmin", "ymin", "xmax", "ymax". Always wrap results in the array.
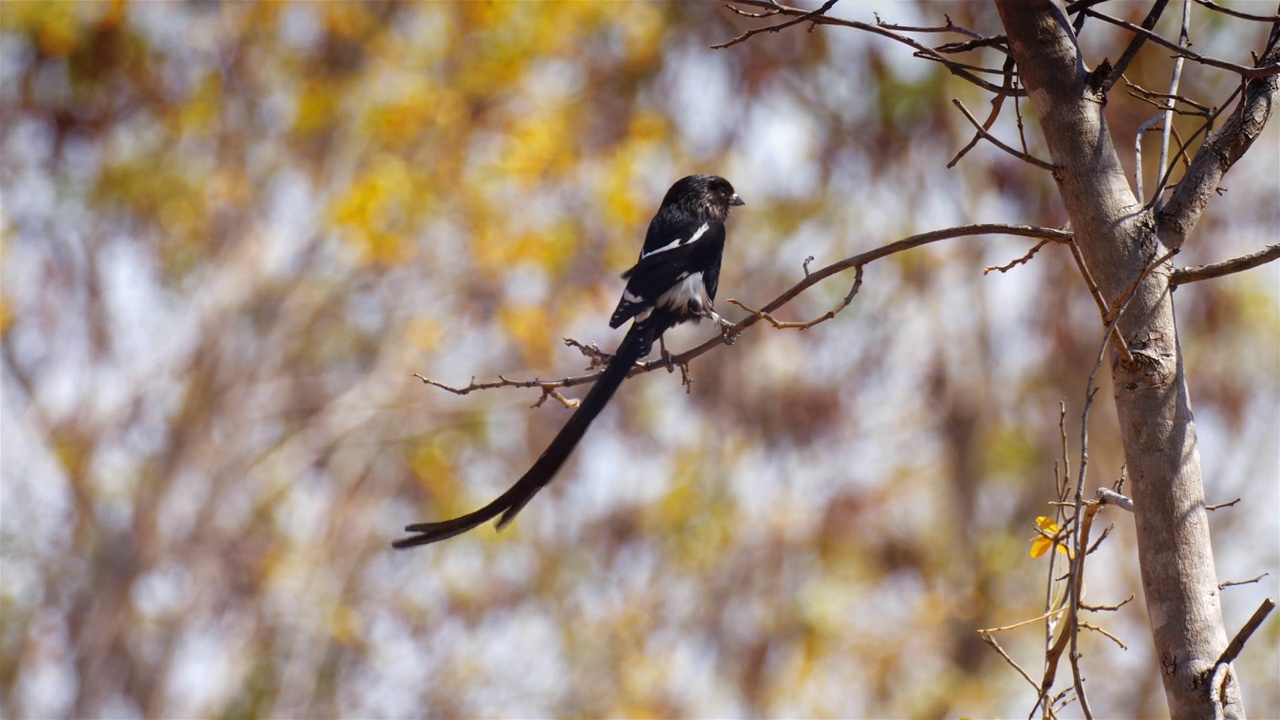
[{"xmin": 1029, "ymin": 516, "xmax": 1072, "ymax": 559}]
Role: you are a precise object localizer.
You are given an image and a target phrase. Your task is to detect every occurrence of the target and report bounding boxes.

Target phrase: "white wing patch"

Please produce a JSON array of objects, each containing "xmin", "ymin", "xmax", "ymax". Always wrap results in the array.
[{"xmin": 639, "ymin": 222, "xmax": 710, "ymax": 260}]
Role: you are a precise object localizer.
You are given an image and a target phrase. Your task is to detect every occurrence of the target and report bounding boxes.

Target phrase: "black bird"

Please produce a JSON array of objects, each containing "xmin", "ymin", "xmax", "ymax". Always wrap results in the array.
[{"xmin": 393, "ymin": 175, "xmax": 744, "ymax": 548}]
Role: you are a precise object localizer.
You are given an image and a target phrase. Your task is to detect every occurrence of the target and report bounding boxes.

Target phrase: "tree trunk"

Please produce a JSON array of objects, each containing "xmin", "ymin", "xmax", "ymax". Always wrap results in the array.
[{"xmin": 993, "ymin": 2, "xmax": 1270, "ymax": 717}]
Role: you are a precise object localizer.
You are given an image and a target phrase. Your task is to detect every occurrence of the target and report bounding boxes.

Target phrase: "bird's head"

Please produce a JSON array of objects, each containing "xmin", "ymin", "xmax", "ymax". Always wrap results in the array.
[{"xmin": 664, "ymin": 174, "xmax": 744, "ymax": 220}]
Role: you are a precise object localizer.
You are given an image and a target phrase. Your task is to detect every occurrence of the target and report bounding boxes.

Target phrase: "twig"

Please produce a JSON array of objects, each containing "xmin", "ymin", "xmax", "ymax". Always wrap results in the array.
[
  {"xmin": 937, "ymin": 34, "xmax": 1011, "ymax": 55},
  {"xmin": 1216, "ymin": 597, "xmax": 1276, "ymax": 667},
  {"xmin": 1135, "ymin": 113, "xmax": 1166, "ymax": 202},
  {"xmin": 1082, "ymin": 7, "xmax": 1280, "ymax": 79},
  {"xmin": 1170, "ymin": 245, "xmax": 1280, "ymax": 286},
  {"xmin": 532, "ymin": 387, "xmax": 579, "ymax": 410},
  {"xmin": 1124, "ymin": 76, "xmax": 1212, "ymax": 114},
  {"xmin": 563, "ymin": 337, "xmax": 612, "ymax": 368},
  {"xmin": 1081, "ymin": 595, "xmax": 1135, "ymax": 612},
  {"xmin": 1210, "ymin": 597, "xmax": 1276, "ymax": 718},
  {"xmin": 718, "ymin": 0, "xmax": 1027, "ymax": 96},
  {"xmin": 1153, "ymin": 0, "xmax": 1192, "ymax": 212},
  {"xmin": 1085, "ymin": 523, "xmax": 1113, "ymax": 555},
  {"xmin": 1205, "ymin": 497, "xmax": 1241, "ymax": 511},
  {"xmin": 875, "ymin": 14, "xmax": 982, "ymax": 38},
  {"xmin": 1157, "ymin": 21, "xmax": 1279, "ymax": 240},
  {"xmin": 727, "ymin": 265, "xmax": 864, "ymax": 330},
  {"xmin": 949, "ymin": 58, "xmax": 1014, "ymax": 168},
  {"xmin": 1103, "ymin": 0, "xmax": 1170, "ymax": 92},
  {"xmin": 713, "ymin": 0, "xmax": 839, "ymax": 49},
  {"xmin": 677, "ymin": 360, "xmax": 694, "ymax": 393},
  {"xmin": 985, "ymin": 239, "xmax": 1053, "ymax": 274},
  {"xmin": 980, "ymin": 606, "xmax": 1069, "ymax": 634},
  {"xmin": 951, "ymin": 99, "xmax": 1058, "ymax": 171},
  {"xmin": 981, "ymin": 633, "xmax": 1042, "ymax": 691},
  {"xmin": 1218, "ymin": 573, "xmax": 1268, "ymax": 590},
  {"xmin": 1194, "ymin": 0, "xmax": 1280, "ymax": 22},
  {"xmin": 1065, "ymin": 239, "xmax": 1134, "ymax": 365},
  {"xmin": 1080, "ymin": 622, "xmax": 1128, "ymax": 650}
]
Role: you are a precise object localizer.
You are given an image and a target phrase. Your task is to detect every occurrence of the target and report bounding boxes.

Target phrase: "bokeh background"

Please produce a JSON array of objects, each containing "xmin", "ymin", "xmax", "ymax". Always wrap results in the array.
[{"xmin": 2, "ymin": 2, "xmax": 1276, "ymax": 717}]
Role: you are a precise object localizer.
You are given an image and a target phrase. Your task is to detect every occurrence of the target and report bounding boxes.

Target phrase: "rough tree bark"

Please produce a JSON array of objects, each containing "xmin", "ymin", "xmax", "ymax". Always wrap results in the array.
[{"xmin": 995, "ymin": 2, "xmax": 1278, "ymax": 718}]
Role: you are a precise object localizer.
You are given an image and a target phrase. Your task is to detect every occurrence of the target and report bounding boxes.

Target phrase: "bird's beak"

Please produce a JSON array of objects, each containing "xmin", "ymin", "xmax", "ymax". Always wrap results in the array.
[{"xmin": 729, "ymin": 193, "xmax": 745, "ymax": 207}]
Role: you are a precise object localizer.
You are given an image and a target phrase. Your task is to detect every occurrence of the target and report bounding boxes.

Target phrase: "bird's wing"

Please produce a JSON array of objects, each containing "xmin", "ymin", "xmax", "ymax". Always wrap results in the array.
[{"xmin": 609, "ymin": 223, "xmax": 725, "ymax": 329}]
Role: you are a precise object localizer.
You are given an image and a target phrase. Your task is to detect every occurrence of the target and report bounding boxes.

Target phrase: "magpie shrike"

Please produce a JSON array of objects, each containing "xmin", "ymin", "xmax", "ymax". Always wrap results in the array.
[{"xmin": 393, "ymin": 175, "xmax": 743, "ymax": 548}]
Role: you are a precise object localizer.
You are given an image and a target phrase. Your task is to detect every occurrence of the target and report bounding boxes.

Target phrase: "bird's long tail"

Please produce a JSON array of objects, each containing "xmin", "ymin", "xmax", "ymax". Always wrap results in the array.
[{"xmin": 392, "ymin": 320, "xmax": 659, "ymax": 548}]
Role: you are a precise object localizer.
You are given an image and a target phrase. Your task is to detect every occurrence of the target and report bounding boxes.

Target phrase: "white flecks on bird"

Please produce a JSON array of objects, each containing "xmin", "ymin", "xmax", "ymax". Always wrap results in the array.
[{"xmin": 639, "ymin": 222, "xmax": 710, "ymax": 260}]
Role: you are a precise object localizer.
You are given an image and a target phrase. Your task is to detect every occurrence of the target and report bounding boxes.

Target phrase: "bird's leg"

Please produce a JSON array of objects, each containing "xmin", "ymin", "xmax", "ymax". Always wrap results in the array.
[
  {"xmin": 702, "ymin": 307, "xmax": 736, "ymax": 345},
  {"xmin": 659, "ymin": 334, "xmax": 676, "ymax": 371}
]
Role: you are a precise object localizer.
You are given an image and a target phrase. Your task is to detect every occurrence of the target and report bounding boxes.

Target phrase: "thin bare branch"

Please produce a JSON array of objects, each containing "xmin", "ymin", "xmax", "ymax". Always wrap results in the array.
[
  {"xmin": 727, "ymin": 265, "xmax": 863, "ymax": 330},
  {"xmin": 1065, "ymin": 238, "xmax": 1135, "ymax": 364},
  {"xmin": 1103, "ymin": 0, "xmax": 1170, "ymax": 92},
  {"xmin": 1124, "ymin": 77, "xmax": 1212, "ymax": 114},
  {"xmin": 984, "ymin": 239, "xmax": 1053, "ymax": 274},
  {"xmin": 1080, "ymin": 622, "xmax": 1129, "ymax": 650},
  {"xmin": 713, "ymin": 0, "xmax": 839, "ymax": 50},
  {"xmin": 1081, "ymin": 594, "xmax": 1136, "ymax": 613},
  {"xmin": 1170, "ymin": 244, "xmax": 1280, "ymax": 286},
  {"xmin": 1082, "ymin": 7, "xmax": 1280, "ymax": 78},
  {"xmin": 1194, "ymin": 0, "xmax": 1280, "ymax": 22},
  {"xmin": 951, "ymin": 99, "xmax": 1058, "ymax": 170},
  {"xmin": 1218, "ymin": 573, "xmax": 1269, "ymax": 590},
  {"xmin": 980, "ymin": 632, "xmax": 1041, "ymax": 690},
  {"xmin": 718, "ymin": 0, "xmax": 1027, "ymax": 96},
  {"xmin": 937, "ymin": 35, "xmax": 1011, "ymax": 55},
  {"xmin": 1135, "ymin": 113, "xmax": 1165, "ymax": 202},
  {"xmin": 1205, "ymin": 497, "xmax": 1241, "ymax": 511},
  {"xmin": 1153, "ymin": 0, "xmax": 1192, "ymax": 212},
  {"xmin": 951, "ymin": 57, "xmax": 1016, "ymax": 168},
  {"xmin": 1215, "ymin": 597, "xmax": 1276, "ymax": 666},
  {"xmin": 1085, "ymin": 523, "xmax": 1114, "ymax": 555},
  {"xmin": 980, "ymin": 606, "xmax": 1068, "ymax": 634},
  {"xmin": 874, "ymin": 13, "xmax": 982, "ymax": 38},
  {"xmin": 563, "ymin": 337, "xmax": 612, "ymax": 368},
  {"xmin": 1211, "ymin": 595, "xmax": 1276, "ymax": 718}
]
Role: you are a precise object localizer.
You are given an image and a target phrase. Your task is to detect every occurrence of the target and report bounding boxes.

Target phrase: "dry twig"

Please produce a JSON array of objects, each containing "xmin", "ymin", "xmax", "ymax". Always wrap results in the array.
[
  {"xmin": 1170, "ymin": 244, "xmax": 1280, "ymax": 286},
  {"xmin": 1218, "ymin": 573, "xmax": 1269, "ymax": 590}
]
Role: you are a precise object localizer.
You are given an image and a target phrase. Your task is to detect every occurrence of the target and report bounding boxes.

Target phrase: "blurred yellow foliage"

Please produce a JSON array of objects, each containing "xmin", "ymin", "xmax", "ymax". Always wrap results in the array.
[
  {"xmin": 500, "ymin": 109, "xmax": 578, "ymax": 185},
  {"xmin": 407, "ymin": 315, "xmax": 444, "ymax": 352},
  {"xmin": 366, "ymin": 83, "xmax": 464, "ymax": 150},
  {"xmin": 474, "ymin": 224, "xmax": 579, "ymax": 280},
  {"xmin": 295, "ymin": 78, "xmax": 341, "ymax": 136},
  {"xmin": 176, "ymin": 72, "xmax": 224, "ymax": 138},
  {"xmin": 329, "ymin": 154, "xmax": 419, "ymax": 265},
  {"xmin": 34, "ymin": 4, "xmax": 78, "ymax": 58},
  {"xmin": 329, "ymin": 604, "xmax": 363, "ymax": 646},
  {"xmin": 411, "ymin": 441, "xmax": 457, "ymax": 504},
  {"xmin": 322, "ymin": 3, "xmax": 376, "ymax": 40},
  {"xmin": 500, "ymin": 304, "xmax": 554, "ymax": 366}
]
